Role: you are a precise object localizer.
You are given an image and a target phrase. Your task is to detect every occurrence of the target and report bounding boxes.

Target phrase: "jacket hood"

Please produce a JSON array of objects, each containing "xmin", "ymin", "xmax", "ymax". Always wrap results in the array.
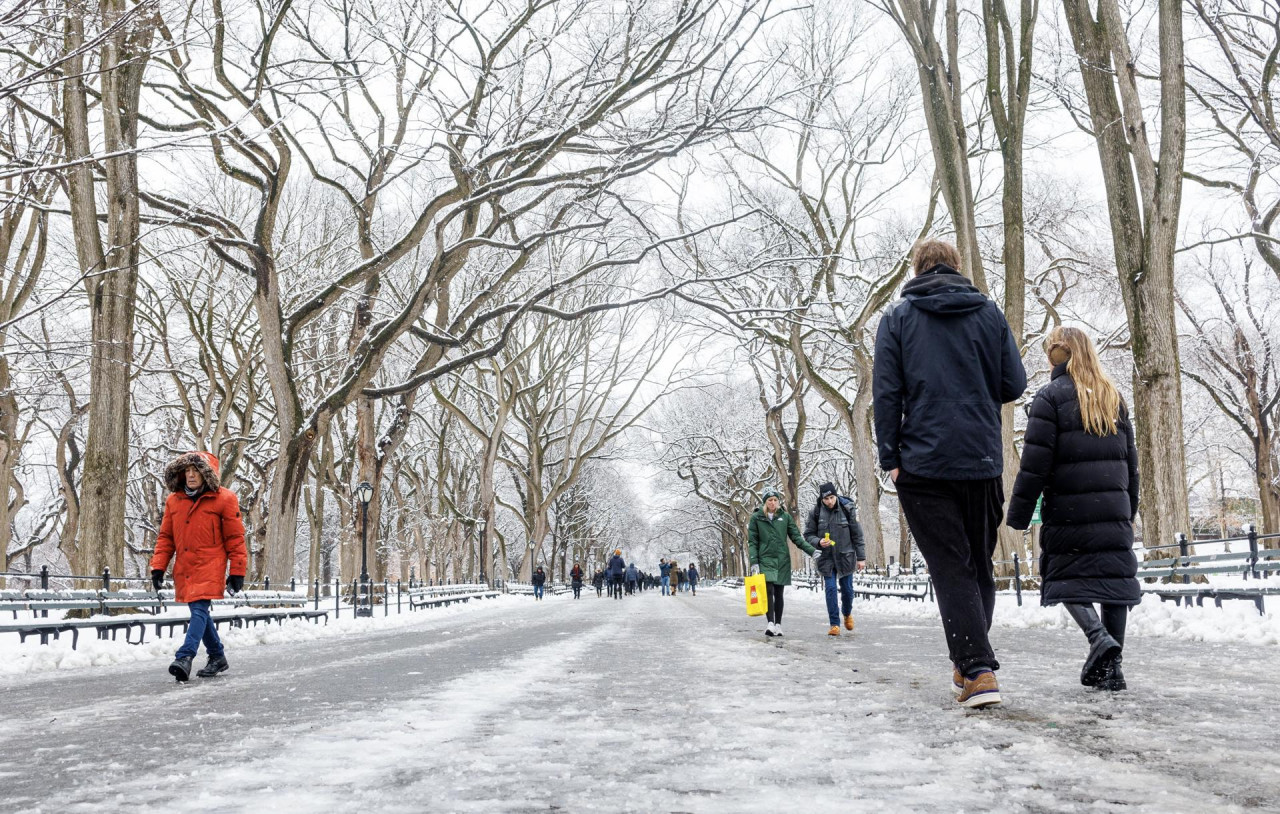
[
  {"xmin": 902, "ymin": 266, "xmax": 988, "ymax": 316},
  {"xmin": 164, "ymin": 451, "xmax": 222, "ymax": 493}
]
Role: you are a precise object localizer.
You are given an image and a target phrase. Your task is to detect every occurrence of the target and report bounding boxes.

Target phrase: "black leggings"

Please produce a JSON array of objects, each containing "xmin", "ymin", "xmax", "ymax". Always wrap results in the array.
[
  {"xmin": 1065, "ymin": 603, "xmax": 1129, "ymax": 646},
  {"xmin": 766, "ymin": 582, "xmax": 785, "ymax": 624}
]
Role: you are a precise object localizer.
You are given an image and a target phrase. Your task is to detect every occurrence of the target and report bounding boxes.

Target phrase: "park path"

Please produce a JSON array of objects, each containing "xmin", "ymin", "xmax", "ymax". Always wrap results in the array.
[{"xmin": 1, "ymin": 586, "xmax": 1276, "ymax": 813}]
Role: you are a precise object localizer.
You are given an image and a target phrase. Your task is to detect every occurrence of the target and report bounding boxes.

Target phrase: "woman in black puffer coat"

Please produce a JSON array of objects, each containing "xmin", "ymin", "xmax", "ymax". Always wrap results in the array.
[{"xmin": 1007, "ymin": 326, "xmax": 1140, "ymax": 691}]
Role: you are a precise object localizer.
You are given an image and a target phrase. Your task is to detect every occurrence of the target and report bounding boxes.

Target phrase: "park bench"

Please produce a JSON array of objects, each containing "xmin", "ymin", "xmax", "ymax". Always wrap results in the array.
[
  {"xmin": 1137, "ymin": 529, "xmax": 1280, "ymax": 614},
  {"xmin": 407, "ymin": 587, "xmax": 500, "ymax": 609},
  {"xmin": 0, "ymin": 588, "xmax": 327, "ymax": 649},
  {"xmin": 850, "ymin": 576, "xmax": 933, "ymax": 602}
]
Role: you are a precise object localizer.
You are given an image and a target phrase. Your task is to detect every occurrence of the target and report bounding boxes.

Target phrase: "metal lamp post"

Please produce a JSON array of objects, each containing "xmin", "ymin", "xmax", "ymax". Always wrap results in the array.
[{"xmin": 356, "ymin": 480, "xmax": 374, "ymax": 617}]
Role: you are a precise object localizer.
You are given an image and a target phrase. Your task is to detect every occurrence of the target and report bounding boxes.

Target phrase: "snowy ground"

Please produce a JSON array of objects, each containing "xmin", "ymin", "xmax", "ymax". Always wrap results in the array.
[{"xmin": 2, "ymin": 587, "xmax": 1278, "ymax": 813}]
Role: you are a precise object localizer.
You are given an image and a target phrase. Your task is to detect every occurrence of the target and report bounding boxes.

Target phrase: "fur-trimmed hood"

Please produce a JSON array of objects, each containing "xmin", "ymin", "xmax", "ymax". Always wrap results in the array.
[{"xmin": 164, "ymin": 451, "xmax": 221, "ymax": 493}]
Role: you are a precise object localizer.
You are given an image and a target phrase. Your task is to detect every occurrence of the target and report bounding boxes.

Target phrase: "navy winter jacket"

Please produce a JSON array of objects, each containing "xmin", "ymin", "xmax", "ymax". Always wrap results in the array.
[
  {"xmin": 873, "ymin": 266, "xmax": 1027, "ymax": 479},
  {"xmin": 607, "ymin": 555, "xmax": 626, "ymax": 578},
  {"xmin": 1007, "ymin": 364, "xmax": 1141, "ymax": 606},
  {"xmin": 531, "ymin": 570, "xmax": 546, "ymax": 587}
]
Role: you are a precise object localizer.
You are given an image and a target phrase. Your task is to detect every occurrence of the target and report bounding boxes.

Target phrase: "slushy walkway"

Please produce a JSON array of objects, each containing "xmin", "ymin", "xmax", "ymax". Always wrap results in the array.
[{"xmin": 1, "ymin": 587, "xmax": 1275, "ymax": 813}]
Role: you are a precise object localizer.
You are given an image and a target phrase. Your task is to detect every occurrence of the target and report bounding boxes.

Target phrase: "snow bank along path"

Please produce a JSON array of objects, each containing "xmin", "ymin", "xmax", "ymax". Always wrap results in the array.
[{"xmin": 1, "ymin": 587, "xmax": 1277, "ymax": 813}]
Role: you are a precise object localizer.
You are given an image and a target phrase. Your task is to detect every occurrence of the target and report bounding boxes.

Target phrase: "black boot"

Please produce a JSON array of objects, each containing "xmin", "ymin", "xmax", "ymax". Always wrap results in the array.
[
  {"xmin": 1098, "ymin": 653, "xmax": 1126, "ymax": 691},
  {"xmin": 1065, "ymin": 604, "xmax": 1122, "ymax": 686},
  {"xmin": 196, "ymin": 654, "xmax": 229, "ymax": 678},
  {"xmin": 168, "ymin": 656, "xmax": 193, "ymax": 682}
]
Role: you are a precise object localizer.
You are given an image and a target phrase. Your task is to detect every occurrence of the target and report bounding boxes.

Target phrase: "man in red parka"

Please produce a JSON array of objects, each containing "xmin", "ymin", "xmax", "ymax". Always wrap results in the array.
[{"xmin": 150, "ymin": 451, "xmax": 247, "ymax": 681}]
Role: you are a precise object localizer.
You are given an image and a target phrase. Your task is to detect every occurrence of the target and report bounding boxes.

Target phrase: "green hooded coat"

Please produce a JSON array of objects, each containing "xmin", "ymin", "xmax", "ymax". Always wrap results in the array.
[{"xmin": 747, "ymin": 507, "xmax": 815, "ymax": 586}]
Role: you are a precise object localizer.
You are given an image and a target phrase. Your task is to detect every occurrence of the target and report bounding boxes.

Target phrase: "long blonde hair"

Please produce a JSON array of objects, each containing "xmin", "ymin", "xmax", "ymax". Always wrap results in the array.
[{"xmin": 1046, "ymin": 326, "xmax": 1121, "ymax": 436}]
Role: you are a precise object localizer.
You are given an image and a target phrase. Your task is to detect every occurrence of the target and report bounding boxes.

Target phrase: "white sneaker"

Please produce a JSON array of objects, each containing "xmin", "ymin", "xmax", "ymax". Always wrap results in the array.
[
  {"xmin": 774, "ymin": 624, "xmax": 784, "ymax": 638},
  {"xmin": 764, "ymin": 622, "xmax": 776, "ymax": 637}
]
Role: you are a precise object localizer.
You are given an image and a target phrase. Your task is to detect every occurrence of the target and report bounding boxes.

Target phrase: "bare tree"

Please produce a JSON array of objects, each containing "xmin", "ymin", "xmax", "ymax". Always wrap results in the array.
[
  {"xmin": 1058, "ymin": 0, "xmax": 1191, "ymax": 548},
  {"xmin": 1178, "ymin": 256, "xmax": 1280, "ymax": 538},
  {"xmin": 141, "ymin": 0, "xmax": 776, "ymax": 581}
]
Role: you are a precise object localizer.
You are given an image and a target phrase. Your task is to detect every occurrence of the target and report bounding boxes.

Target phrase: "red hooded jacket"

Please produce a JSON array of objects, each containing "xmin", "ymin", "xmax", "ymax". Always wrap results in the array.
[{"xmin": 149, "ymin": 451, "xmax": 248, "ymax": 603}]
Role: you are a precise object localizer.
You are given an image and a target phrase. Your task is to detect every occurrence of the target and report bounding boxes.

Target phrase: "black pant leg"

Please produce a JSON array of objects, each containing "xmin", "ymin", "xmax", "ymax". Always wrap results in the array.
[
  {"xmin": 769, "ymin": 583, "xmax": 785, "ymax": 624},
  {"xmin": 959, "ymin": 477, "xmax": 1003, "ymax": 633},
  {"xmin": 897, "ymin": 473, "xmax": 999, "ymax": 674}
]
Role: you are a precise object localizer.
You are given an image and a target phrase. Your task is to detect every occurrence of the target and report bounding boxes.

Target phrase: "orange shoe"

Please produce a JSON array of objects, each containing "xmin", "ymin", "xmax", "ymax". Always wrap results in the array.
[
  {"xmin": 843, "ymin": 614, "xmax": 855, "ymax": 631},
  {"xmin": 827, "ymin": 625, "xmax": 840, "ymax": 636},
  {"xmin": 957, "ymin": 670, "xmax": 1002, "ymax": 708}
]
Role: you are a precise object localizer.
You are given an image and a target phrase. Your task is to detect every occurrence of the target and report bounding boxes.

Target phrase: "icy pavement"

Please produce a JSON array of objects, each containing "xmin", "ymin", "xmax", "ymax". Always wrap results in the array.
[{"xmin": 2, "ymin": 588, "xmax": 1277, "ymax": 813}]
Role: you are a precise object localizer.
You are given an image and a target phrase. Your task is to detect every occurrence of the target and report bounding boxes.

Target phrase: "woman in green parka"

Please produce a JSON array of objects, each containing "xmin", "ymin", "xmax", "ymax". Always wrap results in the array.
[{"xmin": 748, "ymin": 488, "xmax": 819, "ymax": 637}]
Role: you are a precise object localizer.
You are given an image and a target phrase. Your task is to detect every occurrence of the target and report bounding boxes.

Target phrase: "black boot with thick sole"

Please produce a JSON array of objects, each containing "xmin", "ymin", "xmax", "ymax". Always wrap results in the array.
[
  {"xmin": 196, "ymin": 654, "xmax": 229, "ymax": 678},
  {"xmin": 168, "ymin": 656, "xmax": 193, "ymax": 682},
  {"xmin": 1098, "ymin": 653, "xmax": 1126, "ymax": 691}
]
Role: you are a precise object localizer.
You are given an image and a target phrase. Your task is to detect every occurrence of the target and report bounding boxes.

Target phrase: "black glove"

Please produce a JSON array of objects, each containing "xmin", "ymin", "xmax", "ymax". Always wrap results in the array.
[
  {"xmin": 151, "ymin": 570, "xmax": 165, "ymax": 592},
  {"xmin": 227, "ymin": 574, "xmax": 244, "ymax": 593}
]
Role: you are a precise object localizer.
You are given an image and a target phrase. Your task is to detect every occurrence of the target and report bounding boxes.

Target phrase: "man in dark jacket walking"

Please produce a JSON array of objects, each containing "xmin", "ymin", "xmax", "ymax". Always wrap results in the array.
[
  {"xmin": 804, "ymin": 482, "xmax": 866, "ymax": 636},
  {"xmin": 607, "ymin": 550, "xmax": 626, "ymax": 599},
  {"xmin": 873, "ymin": 239, "xmax": 1026, "ymax": 708}
]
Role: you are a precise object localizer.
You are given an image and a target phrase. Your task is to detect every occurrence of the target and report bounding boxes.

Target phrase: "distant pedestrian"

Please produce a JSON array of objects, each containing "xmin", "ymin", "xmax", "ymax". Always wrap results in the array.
[
  {"xmin": 532, "ymin": 566, "xmax": 547, "ymax": 600},
  {"xmin": 592, "ymin": 569, "xmax": 605, "ymax": 598},
  {"xmin": 607, "ymin": 550, "xmax": 626, "ymax": 600},
  {"xmin": 1006, "ymin": 326, "xmax": 1139, "ymax": 692},
  {"xmin": 873, "ymin": 238, "xmax": 1026, "ymax": 708},
  {"xmin": 659, "ymin": 558, "xmax": 672, "ymax": 595},
  {"xmin": 804, "ymin": 482, "xmax": 866, "ymax": 637},
  {"xmin": 747, "ymin": 488, "xmax": 818, "ymax": 637},
  {"xmin": 626, "ymin": 563, "xmax": 639, "ymax": 595},
  {"xmin": 150, "ymin": 451, "xmax": 247, "ymax": 682},
  {"xmin": 687, "ymin": 564, "xmax": 699, "ymax": 595},
  {"xmin": 670, "ymin": 562, "xmax": 681, "ymax": 596},
  {"xmin": 570, "ymin": 562, "xmax": 585, "ymax": 599}
]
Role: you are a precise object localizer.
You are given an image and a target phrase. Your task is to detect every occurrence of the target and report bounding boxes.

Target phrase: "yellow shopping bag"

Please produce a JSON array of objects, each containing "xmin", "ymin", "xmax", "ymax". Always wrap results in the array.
[{"xmin": 744, "ymin": 573, "xmax": 768, "ymax": 617}]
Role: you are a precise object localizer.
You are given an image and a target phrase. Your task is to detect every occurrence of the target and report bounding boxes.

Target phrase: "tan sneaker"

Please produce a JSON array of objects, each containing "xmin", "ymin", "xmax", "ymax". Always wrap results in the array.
[
  {"xmin": 843, "ymin": 614, "xmax": 855, "ymax": 631},
  {"xmin": 951, "ymin": 668, "xmax": 963, "ymax": 697},
  {"xmin": 957, "ymin": 670, "xmax": 1002, "ymax": 708},
  {"xmin": 827, "ymin": 625, "xmax": 840, "ymax": 636}
]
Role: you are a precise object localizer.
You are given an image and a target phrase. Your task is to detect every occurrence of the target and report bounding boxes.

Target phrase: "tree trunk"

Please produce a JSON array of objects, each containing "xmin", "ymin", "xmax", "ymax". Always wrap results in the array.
[
  {"xmin": 1061, "ymin": 0, "xmax": 1190, "ymax": 552},
  {"xmin": 897, "ymin": 500, "xmax": 911, "ymax": 569},
  {"xmin": 0, "ymin": 369, "xmax": 20, "ymax": 572},
  {"xmin": 263, "ymin": 432, "xmax": 315, "ymax": 581},
  {"xmin": 851, "ymin": 388, "xmax": 885, "ymax": 568},
  {"xmin": 63, "ymin": 1, "xmax": 155, "ymax": 576}
]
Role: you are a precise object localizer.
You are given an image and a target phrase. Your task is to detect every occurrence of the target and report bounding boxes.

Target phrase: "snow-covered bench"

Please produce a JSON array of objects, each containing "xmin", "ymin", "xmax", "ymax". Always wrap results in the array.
[
  {"xmin": 1136, "ymin": 535, "xmax": 1280, "ymax": 614},
  {"xmin": 0, "ymin": 589, "xmax": 327, "ymax": 649},
  {"xmin": 406, "ymin": 585, "xmax": 499, "ymax": 609},
  {"xmin": 850, "ymin": 576, "xmax": 933, "ymax": 602}
]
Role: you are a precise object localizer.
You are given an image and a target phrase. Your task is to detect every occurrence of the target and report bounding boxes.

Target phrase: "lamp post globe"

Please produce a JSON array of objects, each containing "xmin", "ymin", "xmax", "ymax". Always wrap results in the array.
[{"xmin": 356, "ymin": 480, "xmax": 374, "ymax": 617}]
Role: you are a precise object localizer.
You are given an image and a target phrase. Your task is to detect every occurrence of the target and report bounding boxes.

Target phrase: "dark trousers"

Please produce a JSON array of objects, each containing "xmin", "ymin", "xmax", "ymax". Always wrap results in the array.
[
  {"xmin": 611, "ymin": 576, "xmax": 623, "ymax": 599},
  {"xmin": 572, "ymin": 583, "xmax": 582, "ymax": 598},
  {"xmin": 765, "ymin": 582, "xmax": 786, "ymax": 624},
  {"xmin": 896, "ymin": 472, "xmax": 1003, "ymax": 675}
]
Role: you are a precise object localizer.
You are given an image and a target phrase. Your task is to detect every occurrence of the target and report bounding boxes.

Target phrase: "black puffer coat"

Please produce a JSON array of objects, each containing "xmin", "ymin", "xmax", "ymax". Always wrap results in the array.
[{"xmin": 1006, "ymin": 364, "xmax": 1141, "ymax": 606}]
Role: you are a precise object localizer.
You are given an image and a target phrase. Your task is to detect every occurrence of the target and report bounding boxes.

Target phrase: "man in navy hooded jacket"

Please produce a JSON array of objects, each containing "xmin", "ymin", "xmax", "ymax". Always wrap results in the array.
[{"xmin": 873, "ymin": 239, "xmax": 1026, "ymax": 708}]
